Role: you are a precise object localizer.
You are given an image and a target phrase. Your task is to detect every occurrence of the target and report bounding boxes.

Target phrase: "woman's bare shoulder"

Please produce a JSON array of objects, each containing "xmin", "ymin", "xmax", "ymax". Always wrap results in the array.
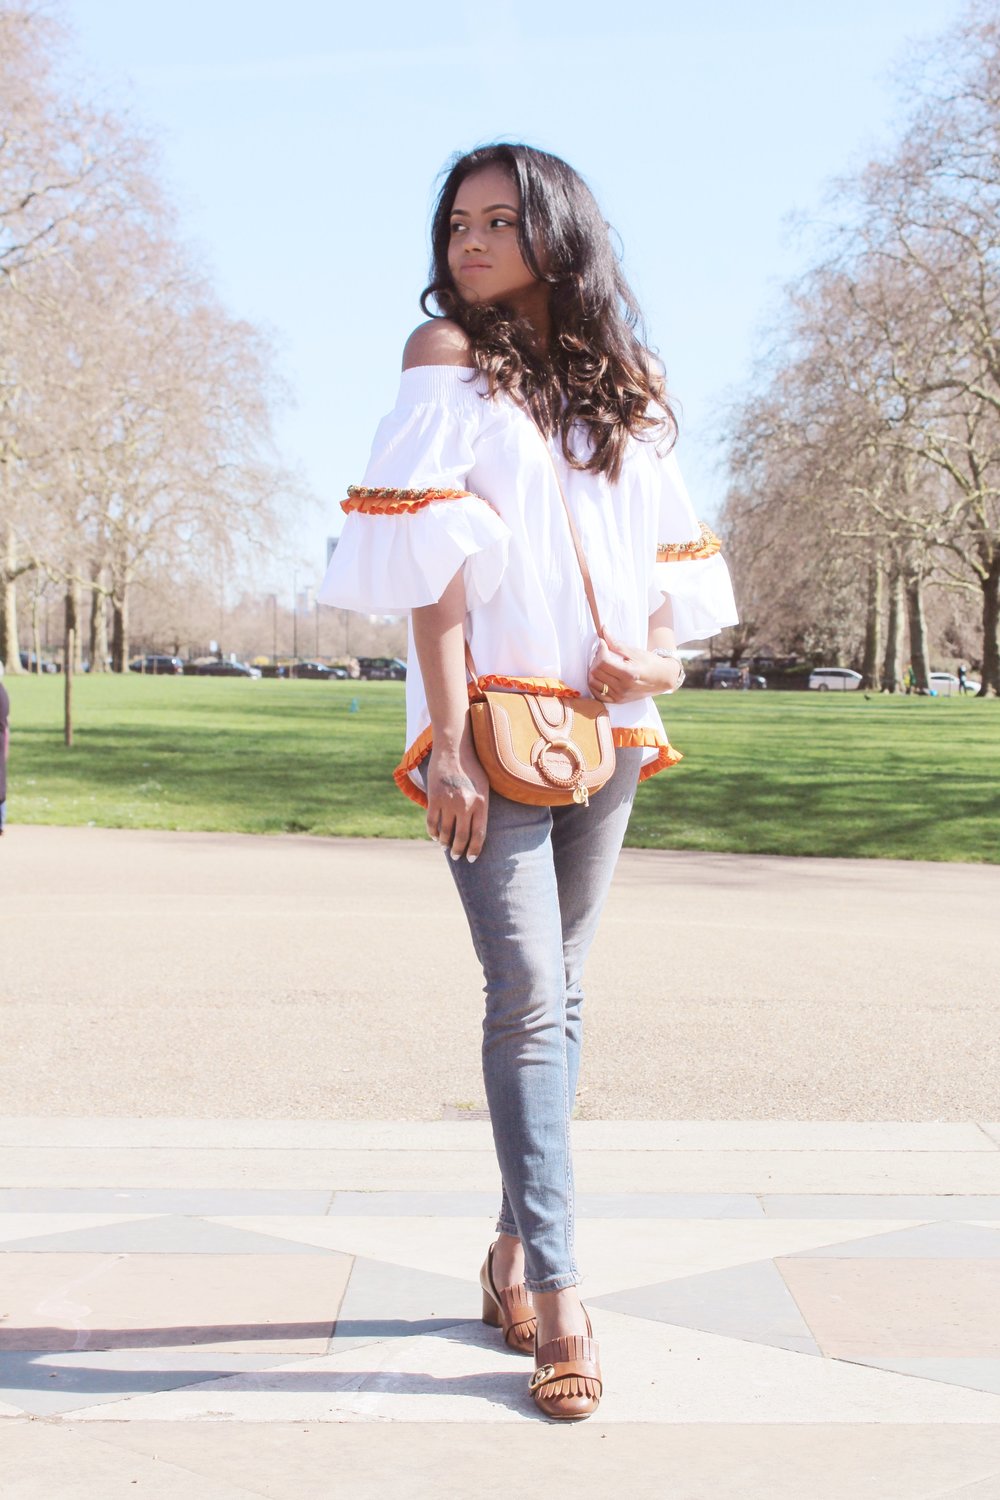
[{"xmin": 402, "ymin": 319, "xmax": 473, "ymax": 371}]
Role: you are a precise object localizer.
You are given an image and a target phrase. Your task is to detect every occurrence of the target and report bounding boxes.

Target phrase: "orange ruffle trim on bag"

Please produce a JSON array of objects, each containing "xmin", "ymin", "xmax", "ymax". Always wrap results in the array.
[
  {"xmin": 656, "ymin": 521, "xmax": 722, "ymax": 563},
  {"xmin": 392, "ymin": 721, "xmax": 682, "ymax": 809},
  {"xmin": 342, "ymin": 485, "xmax": 486, "ymax": 517}
]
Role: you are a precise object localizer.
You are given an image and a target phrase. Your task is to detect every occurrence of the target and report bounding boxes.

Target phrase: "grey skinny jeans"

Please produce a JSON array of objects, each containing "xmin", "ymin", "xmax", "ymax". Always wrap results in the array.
[{"xmin": 421, "ymin": 748, "xmax": 642, "ymax": 1292}]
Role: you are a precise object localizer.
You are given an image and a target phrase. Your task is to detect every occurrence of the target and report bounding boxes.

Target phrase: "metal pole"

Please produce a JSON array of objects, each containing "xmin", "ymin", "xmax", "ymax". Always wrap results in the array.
[
  {"xmin": 64, "ymin": 625, "xmax": 74, "ymax": 748},
  {"xmin": 292, "ymin": 573, "xmax": 298, "ymax": 662}
]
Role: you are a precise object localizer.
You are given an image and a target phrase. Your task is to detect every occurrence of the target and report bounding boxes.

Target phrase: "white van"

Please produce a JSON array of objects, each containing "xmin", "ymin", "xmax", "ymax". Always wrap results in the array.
[{"xmin": 808, "ymin": 667, "xmax": 862, "ymax": 691}]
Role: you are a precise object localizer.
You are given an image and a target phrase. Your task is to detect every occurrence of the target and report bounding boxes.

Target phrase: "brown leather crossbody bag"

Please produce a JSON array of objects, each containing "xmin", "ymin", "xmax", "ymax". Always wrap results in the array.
[{"xmin": 466, "ymin": 432, "xmax": 616, "ymax": 808}]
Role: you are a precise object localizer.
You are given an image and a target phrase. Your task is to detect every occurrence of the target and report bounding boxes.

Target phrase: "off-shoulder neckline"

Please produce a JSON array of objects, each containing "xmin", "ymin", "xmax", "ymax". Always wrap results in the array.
[{"xmin": 401, "ymin": 363, "xmax": 477, "ymax": 374}]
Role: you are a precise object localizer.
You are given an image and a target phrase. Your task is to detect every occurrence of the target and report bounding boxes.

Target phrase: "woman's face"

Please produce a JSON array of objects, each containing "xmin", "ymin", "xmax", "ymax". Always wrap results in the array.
[{"xmin": 446, "ymin": 165, "xmax": 541, "ymax": 309}]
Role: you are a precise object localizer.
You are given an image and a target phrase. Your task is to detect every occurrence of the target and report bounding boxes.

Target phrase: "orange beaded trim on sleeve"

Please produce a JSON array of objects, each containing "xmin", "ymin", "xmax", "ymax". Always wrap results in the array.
[
  {"xmin": 342, "ymin": 485, "xmax": 478, "ymax": 517},
  {"xmin": 656, "ymin": 521, "xmax": 722, "ymax": 563}
]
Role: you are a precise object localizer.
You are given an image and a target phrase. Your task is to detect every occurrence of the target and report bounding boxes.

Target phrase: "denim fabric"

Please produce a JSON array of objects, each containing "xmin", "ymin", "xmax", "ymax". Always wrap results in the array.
[{"xmin": 420, "ymin": 748, "xmax": 642, "ymax": 1291}]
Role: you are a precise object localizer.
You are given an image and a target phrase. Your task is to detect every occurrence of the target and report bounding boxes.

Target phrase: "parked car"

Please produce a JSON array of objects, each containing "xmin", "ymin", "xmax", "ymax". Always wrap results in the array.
[
  {"xmin": 356, "ymin": 656, "xmax": 407, "ymax": 681},
  {"xmin": 129, "ymin": 654, "xmax": 185, "ymax": 675},
  {"xmin": 292, "ymin": 660, "xmax": 349, "ymax": 680},
  {"xmin": 18, "ymin": 652, "xmax": 59, "ymax": 673},
  {"xmin": 929, "ymin": 671, "xmax": 981, "ymax": 697},
  {"xmin": 705, "ymin": 665, "xmax": 766, "ymax": 689},
  {"xmin": 194, "ymin": 658, "xmax": 262, "ymax": 679},
  {"xmin": 808, "ymin": 667, "xmax": 862, "ymax": 691}
]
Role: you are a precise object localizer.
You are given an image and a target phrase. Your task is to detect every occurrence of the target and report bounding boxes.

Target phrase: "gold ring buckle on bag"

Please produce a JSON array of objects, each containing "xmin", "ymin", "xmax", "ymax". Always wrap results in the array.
[{"xmin": 533, "ymin": 737, "xmax": 585, "ymax": 790}]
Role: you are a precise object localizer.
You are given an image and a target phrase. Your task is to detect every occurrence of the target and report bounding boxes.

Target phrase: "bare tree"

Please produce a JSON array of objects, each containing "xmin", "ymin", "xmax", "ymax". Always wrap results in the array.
[
  {"xmin": 0, "ymin": 2, "xmax": 309, "ymax": 672},
  {"xmin": 833, "ymin": 4, "xmax": 1000, "ymax": 693},
  {"xmin": 717, "ymin": 6, "xmax": 1000, "ymax": 693}
]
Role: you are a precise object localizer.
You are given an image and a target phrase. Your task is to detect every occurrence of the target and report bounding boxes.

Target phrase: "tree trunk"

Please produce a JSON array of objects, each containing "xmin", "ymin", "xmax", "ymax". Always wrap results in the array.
[
  {"xmin": 89, "ymin": 576, "xmax": 109, "ymax": 673},
  {"xmin": 64, "ymin": 579, "xmax": 83, "ymax": 673},
  {"xmin": 64, "ymin": 626, "xmax": 74, "ymax": 748},
  {"xmin": 905, "ymin": 573, "xmax": 930, "ymax": 693},
  {"xmin": 1, "ymin": 522, "xmax": 23, "ymax": 673},
  {"xmin": 882, "ymin": 568, "xmax": 904, "ymax": 692},
  {"xmin": 860, "ymin": 559, "xmax": 883, "ymax": 690},
  {"xmin": 111, "ymin": 587, "xmax": 129, "ymax": 672},
  {"xmin": 0, "ymin": 574, "xmax": 20, "ymax": 672},
  {"xmin": 31, "ymin": 589, "xmax": 42, "ymax": 671},
  {"xmin": 980, "ymin": 554, "xmax": 1000, "ymax": 698}
]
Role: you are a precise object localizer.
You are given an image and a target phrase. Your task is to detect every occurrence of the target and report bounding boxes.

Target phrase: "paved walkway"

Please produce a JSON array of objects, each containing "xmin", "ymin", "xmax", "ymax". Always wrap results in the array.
[
  {"xmin": 4, "ymin": 826, "xmax": 999, "ymax": 1117},
  {"xmin": 3, "ymin": 828, "xmax": 1000, "ymax": 1495},
  {"xmin": 5, "ymin": 1119, "xmax": 1000, "ymax": 1497}
]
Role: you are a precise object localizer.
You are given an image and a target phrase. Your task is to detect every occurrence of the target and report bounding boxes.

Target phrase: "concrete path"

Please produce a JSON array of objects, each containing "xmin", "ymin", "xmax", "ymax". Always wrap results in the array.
[
  {"xmin": 3, "ymin": 825, "xmax": 999, "ymax": 1118},
  {"xmin": 4, "ymin": 1119, "xmax": 1000, "ymax": 1497},
  {"xmin": 3, "ymin": 828, "xmax": 1000, "ymax": 1495}
]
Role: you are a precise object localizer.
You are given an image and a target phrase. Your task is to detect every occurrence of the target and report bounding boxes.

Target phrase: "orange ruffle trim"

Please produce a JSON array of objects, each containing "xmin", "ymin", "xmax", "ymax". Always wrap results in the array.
[
  {"xmin": 394, "ymin": 726, "xmax": 435, "ymax": 807},
  {"xmin": 392, "ymin": 722, "xmax": 682, "ymax": 809},
  {"xmin": 342, "ymin": 485, "xmax": 479, "ymax": 517},
  {"xmin": 657, "ymin": 521, "xmax": 722, "ymax": 563},
  {"xmin": 612, "ymin": 725, "xmax": 684, "ymax": 780},
  {"xmin": 471, "ymin": 675, "xmax": 580, "ymax": 699}
]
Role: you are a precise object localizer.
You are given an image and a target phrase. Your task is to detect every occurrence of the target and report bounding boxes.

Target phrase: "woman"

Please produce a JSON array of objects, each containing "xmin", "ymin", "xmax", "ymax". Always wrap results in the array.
[{"xmin": 319, "ymin": 143, "xmax": 737, "ymax": 1420}]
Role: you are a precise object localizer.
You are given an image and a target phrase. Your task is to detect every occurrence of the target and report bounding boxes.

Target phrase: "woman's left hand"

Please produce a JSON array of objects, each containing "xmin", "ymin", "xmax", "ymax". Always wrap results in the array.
[{"xmin": 588, "ymin": 629, "xmax": 681, "ymax": 703}]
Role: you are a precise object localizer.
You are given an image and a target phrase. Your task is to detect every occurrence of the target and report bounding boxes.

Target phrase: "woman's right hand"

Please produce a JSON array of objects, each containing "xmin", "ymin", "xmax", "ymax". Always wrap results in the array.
[{"xmin": 426, "ymin": 734, "xmax": 490, "ymax": 862}]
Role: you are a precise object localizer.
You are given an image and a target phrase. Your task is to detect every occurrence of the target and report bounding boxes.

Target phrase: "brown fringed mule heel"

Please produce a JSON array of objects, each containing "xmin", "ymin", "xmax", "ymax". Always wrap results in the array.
[
  {"xmin": 529, "ymin": 1309, "xmax": 602, "ymax": 1421},
  {"xmin": 479, "ymin": 1241, "xmax": 537, "ymax": 1356}
]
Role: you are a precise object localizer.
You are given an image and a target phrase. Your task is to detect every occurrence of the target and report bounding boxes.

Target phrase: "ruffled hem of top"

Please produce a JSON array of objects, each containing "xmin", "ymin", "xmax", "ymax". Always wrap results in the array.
[
  {"xmin": 394, "ymin": 726, "xmax": 435, "ymax": 808},
  {"xmin": 392, "ymin": 721, "xmax": 682, "ymax": 810},
  {"xmin": 472, "ymin": 675, "xmax": 580, "ymax": 699},
  {"xmin": 612, "ymin": 725, "xmax": 684, "ymax": 780},
  {"xmin": 318, "ymin": 491, "xmax": 511, "ymax": 614}
]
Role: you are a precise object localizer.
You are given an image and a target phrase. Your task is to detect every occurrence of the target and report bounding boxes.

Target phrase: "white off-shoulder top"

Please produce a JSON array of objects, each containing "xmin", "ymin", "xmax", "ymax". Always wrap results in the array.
[{"xmin": 318, "ymin": 365, "xmax": 738, "ymax": 806}]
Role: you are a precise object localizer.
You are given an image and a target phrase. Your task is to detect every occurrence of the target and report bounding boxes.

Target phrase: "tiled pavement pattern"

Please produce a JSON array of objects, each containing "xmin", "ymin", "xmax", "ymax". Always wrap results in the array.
[{"xmin": 5, "ymin": 1121, "xmax": 1000, "ymax": 1498}]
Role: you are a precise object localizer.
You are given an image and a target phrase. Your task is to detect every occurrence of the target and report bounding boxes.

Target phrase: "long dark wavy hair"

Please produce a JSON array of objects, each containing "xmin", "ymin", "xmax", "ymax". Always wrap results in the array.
[{"xmin": 420, "ymin": 143, "xmax": 677, "ymax": 481}]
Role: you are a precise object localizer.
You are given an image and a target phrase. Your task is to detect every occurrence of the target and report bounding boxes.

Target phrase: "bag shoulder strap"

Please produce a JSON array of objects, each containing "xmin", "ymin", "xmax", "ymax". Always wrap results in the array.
[
  {"xmin": 464, "ymin": 413, "xmax": 603, "ymax": 687},
  {"xmin": 532, "ymin": 421, "xmax": 603, "ymax": 636}
]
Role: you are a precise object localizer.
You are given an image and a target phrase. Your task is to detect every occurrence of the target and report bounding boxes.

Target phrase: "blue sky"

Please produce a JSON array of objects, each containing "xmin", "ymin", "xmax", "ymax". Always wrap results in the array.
[{"xmin": 64, "ymin": 0, "xmax": 965, "ymax": 590}]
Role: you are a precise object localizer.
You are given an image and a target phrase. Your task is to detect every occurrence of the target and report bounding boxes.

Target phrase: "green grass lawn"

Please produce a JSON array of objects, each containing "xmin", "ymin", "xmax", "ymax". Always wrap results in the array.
[{"xmin": 6, "ymin": 675, "xmax": 999, "ymax": 861}]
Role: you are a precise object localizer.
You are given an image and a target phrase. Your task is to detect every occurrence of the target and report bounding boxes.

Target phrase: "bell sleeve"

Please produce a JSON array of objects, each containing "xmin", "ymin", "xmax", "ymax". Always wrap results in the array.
[
  {"xmin": 317, "ymin": 370, "xmax": 511, "ymax": 614},
  {"xmin": 648, "ymin": 448, "xmax": 739, "ymax": 644}
]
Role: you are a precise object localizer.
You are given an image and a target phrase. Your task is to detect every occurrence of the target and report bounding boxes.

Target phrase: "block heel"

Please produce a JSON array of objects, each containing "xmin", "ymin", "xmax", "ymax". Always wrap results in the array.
[
  {"xmin": 478, "ymin": 1241, "xmax": 536, "ymax": 1355},
  {"xmin": 481, "ymin": 1288, "xmax": 501, "ymax": 1327}
]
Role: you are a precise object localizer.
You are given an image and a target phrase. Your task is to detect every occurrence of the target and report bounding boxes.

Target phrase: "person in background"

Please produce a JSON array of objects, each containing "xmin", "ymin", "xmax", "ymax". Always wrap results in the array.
[
  {"xmin": 0, "ymin": 660, "xmax": 9, "ymax": 836},
  {"xmin": 958, "ymin": 663, "xmax": 968, "ymax": 694}
]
